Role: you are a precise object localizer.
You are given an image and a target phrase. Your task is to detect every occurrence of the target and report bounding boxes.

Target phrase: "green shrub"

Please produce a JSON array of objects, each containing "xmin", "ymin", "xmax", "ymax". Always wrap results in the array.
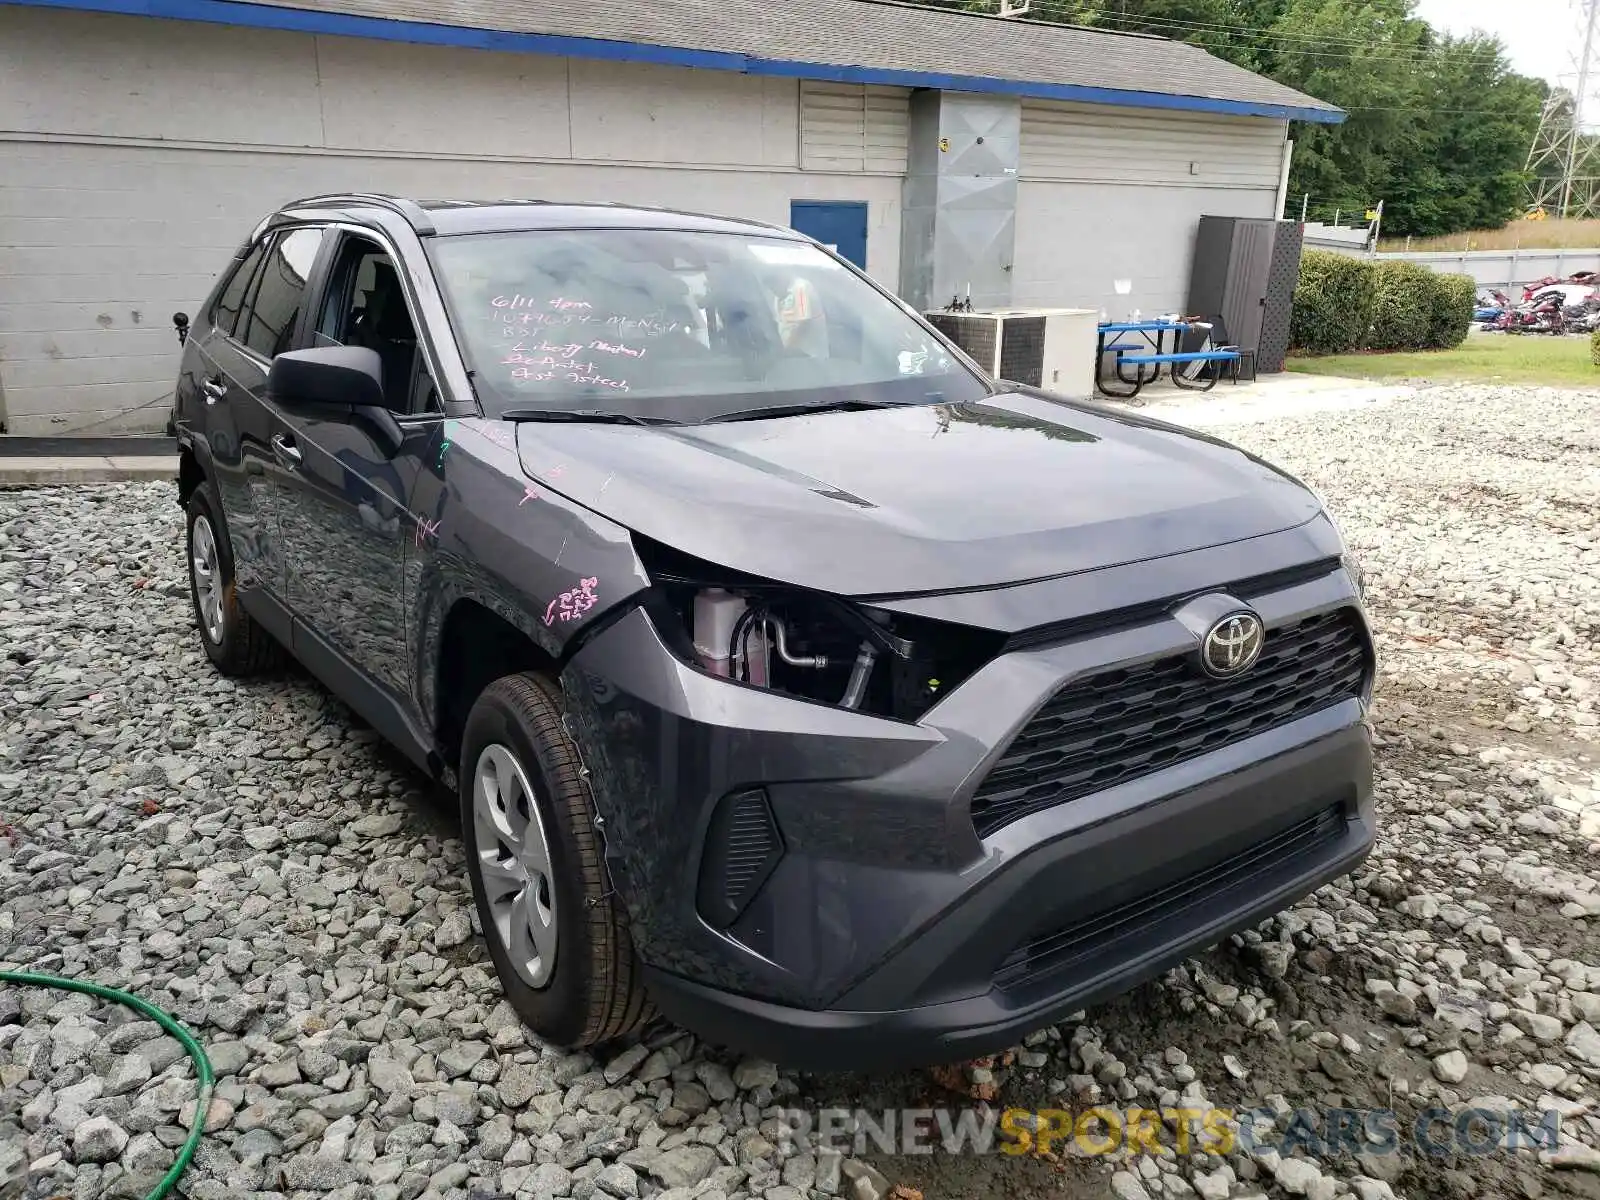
[
  {"xmin": 1290, "ymin": 250, "xmax": 1378, "ymax": 356},
  {"xmin": 1592, "ymin": 326, "xmax": 1600, "ymax": 367},
  {"xmin": 1366, "ymin": 261, "xmax": 1436, "ymax": 351},
  {"xmin": 1425, "ymin": 272, "xmax": 1476, "ymax": 350}
]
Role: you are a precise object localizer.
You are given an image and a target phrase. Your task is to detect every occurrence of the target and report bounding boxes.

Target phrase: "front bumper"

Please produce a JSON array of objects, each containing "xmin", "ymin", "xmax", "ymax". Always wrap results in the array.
[
  {"xmin": 559, "ymin": 544, "xmax": 1374, "ymax": 1071},
  {"xmin": 641, "ymin": 723, "xmax": 1372, "ymax": 1072}
]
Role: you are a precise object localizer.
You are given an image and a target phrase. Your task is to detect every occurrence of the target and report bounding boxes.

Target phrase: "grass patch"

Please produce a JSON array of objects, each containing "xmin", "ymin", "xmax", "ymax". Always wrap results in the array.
[
  {"xmin": 1287, "ymin": 334, "xmax": 1597, "ymax": 387},
  {"xmin": 1377, "ymin": 218, "xmax": 1600, "ymax": 253}
]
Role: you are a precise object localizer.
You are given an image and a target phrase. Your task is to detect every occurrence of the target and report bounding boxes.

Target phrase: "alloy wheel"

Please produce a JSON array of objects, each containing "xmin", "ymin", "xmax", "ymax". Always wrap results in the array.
[
  {"xmin": 472, "ymin": 743, "xmax": 558, "ymax": 988},
  {"xmin": 190, "ymin": 514, "xmax": 225, "ymax": 645}
]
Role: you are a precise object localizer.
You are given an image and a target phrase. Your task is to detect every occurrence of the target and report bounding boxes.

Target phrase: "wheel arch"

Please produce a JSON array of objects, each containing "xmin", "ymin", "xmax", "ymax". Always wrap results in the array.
[
  {"xmin": 415, "ymin": 517, "xmax": 652, "ymax": 777},
  {"xmin": 177, "ymin": 440, "xmax": 210, "ymax": 509},
  {"xmin": 430, "ymin": 595, "xmax": 560, "ymax": 776}
]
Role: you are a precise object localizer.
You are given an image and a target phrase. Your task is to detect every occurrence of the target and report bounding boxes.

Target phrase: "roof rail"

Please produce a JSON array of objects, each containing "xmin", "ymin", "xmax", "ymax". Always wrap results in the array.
[{"xmin": 281, "ymin": 193, "xmax": 437, "ymax": 236}]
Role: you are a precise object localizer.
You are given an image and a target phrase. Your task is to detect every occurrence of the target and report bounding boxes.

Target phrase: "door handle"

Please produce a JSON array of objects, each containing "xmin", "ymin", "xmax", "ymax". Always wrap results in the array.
[
  {"xmin": 201, "ymin": 378, "xmax": 227, "ymax": 404},
  {"xmin": 271, "ymin": 433, "xmax": 303, "ymax": 469}
]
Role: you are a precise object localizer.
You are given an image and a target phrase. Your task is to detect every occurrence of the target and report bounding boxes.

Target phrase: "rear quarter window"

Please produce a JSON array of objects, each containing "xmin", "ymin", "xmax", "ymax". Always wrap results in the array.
[{"xmin": 211, "ymin": 240, "xmax": 269, "ymax": 338}]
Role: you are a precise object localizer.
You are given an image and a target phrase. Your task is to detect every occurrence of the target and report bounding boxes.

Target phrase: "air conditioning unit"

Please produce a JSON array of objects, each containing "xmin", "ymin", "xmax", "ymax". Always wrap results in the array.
[{"xmin": 925, "ymin": 307, "xmax": 1098, "ymax": 396}]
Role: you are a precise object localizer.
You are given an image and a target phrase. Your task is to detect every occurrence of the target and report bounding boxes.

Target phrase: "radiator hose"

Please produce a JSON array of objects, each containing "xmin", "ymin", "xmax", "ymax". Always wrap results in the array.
[{"xmin": 0, "ymin": 971, "xmax": 215, "ymax": 1200}]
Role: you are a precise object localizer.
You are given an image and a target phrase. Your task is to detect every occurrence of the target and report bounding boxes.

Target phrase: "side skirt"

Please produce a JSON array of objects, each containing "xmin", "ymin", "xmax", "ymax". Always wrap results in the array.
[{"xmin": 239, "ymin": 586, "xmax": 442, "ymax": 779}]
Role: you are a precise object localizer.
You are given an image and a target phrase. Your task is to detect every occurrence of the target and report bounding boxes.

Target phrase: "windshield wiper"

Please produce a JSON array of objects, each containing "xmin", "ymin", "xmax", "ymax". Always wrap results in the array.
[
  {"xmin": 499, "ymin": 408, "xmax": 677, "ymax": 427},
  {"xmin": 705, "ymin": 397, "xmax": 925, "ymax": 424}
]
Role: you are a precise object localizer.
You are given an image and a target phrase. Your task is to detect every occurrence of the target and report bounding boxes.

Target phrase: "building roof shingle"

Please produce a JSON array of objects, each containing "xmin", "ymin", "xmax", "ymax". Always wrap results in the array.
[{"xmin": 248, "ymin": 0, "xmax": 1344, "ymax": 123}]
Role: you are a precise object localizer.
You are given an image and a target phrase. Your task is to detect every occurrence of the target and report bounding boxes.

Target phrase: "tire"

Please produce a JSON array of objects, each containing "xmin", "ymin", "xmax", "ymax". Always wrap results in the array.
[
  {"xmin": 185, "ymin": 489, "xmax": 283, "ymax": 676},
  {"xmin": 460, "ymin": 672, "xmax": 651, "ymax": 1048}
]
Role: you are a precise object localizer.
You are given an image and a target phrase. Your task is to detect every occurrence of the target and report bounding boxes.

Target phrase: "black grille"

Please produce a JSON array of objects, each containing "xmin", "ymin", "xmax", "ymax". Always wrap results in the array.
[
  {"xmin": 994, "ymin": 805, "xmax": 1344, "ymax": 991},
  {"xmin": 971, "ymin": 608, "xmax": 1367, "ymax": 838}
]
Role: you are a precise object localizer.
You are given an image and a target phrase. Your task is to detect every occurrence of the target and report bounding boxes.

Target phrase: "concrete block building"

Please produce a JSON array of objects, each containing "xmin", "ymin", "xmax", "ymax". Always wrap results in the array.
[{"xmin": 0, "ymin": 0, "xmax": 1340, "ymax": 434}]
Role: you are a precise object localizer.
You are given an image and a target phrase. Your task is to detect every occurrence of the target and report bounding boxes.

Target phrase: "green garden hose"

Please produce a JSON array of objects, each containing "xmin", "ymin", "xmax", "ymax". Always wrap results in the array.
[{"xmin": 0, "ymin": 971, "xmax": 214, "ymax": 1200}]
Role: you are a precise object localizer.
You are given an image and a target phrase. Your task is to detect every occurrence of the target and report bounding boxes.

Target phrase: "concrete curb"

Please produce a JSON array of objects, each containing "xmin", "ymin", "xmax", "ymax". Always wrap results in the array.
[{"xmin": 0, "ymin": 457, "xmax": 178, "ymax": 486}]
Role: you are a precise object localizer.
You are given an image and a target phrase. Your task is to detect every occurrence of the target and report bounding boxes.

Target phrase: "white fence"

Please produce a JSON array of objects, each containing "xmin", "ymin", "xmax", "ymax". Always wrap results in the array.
[
  {"xmin": 1302, "ymin": 221, "xmax": 1371, "ymax": 252},
  {"xmin": 1295, "ymin": 233, "xmax": 1600, "ymax": 291},
  {"xmin": 1372, "ymin": 248, "xmax": 1600, "ymax": 292}
]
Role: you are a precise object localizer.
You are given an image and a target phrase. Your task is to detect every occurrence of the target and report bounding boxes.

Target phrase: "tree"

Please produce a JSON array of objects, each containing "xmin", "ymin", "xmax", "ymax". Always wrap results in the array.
[
  {"xmin": 1259, "ymin": 0, "xmax": 1431, "ymax": 221},
  {"xmin": 944, "ymin": 0, "xmax": 1546, "ymax": 237},
  {"xmin": 1382, "ymin": 35, "xmax": 1547, "ymax": 235}
]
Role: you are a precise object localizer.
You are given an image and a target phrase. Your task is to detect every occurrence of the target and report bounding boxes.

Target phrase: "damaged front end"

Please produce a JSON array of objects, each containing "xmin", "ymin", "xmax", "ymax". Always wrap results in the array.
[
  {"xmin": 552, "ymin": 516, "xmax": 1373, "ymax": 1058},
  {"xmin": 629, "ymin": 534, "xmax": 1004, "ymax": 724}
]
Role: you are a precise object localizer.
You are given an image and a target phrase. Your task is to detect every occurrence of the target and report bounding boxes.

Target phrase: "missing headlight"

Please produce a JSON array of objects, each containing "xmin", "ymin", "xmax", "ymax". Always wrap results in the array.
[{"xmin": 632, "ymin": 534, "xmax": 1000, "ymax": 721}]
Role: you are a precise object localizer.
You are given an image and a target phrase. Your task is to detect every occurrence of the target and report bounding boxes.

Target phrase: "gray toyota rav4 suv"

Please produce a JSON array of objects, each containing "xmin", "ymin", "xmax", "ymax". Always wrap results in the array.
[{"xmin": 171, "ymin": 193, "xmax": 1375, "ymax": 1071}]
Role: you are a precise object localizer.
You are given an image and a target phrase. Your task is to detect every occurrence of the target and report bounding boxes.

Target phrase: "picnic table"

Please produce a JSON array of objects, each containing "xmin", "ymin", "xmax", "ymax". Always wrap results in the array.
[{"xmin": 1095, "ymin": 320, "xmax": 1239, "ymax": 400}]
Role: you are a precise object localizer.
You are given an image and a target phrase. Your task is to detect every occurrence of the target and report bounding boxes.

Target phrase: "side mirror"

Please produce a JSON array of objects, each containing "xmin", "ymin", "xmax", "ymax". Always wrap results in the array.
[
  {"xmin": 267, "ymin": 346, "xmax": 386, "ymax": 411},
  {"xmin": 173, "ymin": 312, "xmax": 189, "ymax": 346},
  {"xmin": 267, "ymin": 346, "xmax": 404, "ymax": 458}
]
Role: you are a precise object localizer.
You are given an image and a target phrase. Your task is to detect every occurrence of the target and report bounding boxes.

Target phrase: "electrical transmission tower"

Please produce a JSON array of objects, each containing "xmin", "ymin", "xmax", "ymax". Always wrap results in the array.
[{"xmin": 1527, "ymin": 0, "xmax": 1600, "ymax": 218}]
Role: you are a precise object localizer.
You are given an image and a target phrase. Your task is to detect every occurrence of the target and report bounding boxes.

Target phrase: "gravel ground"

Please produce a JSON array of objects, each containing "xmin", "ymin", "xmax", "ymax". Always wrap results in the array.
[{"xmin": 2, "ymin": 381, "xmax": 1599, "ymax": 1200}]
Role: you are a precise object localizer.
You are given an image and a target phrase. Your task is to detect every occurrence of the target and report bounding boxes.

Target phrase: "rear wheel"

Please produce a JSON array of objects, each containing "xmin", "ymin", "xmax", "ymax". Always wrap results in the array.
[
  {"xmin": 460, "ymin": 672, "xmax": 651, "ymax": 1048},
  {"xmin": 185, "ymin": 490, "xmax": 282, "ymax": 676}
]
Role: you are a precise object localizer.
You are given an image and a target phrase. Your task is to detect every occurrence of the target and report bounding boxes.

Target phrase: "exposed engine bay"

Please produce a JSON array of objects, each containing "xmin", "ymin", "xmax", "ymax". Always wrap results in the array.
[{"xmin": 633, "ymin": 535, "xmax": 999, "ymax": 722}]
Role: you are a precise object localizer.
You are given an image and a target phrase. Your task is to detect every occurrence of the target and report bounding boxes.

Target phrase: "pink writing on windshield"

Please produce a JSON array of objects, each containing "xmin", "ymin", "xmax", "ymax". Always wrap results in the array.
[
  {"xmin": 510, "ymin": 341, "xmax": 586, "ymax": 360},
  {"xmin": 509, "ymin": 361, "xmax": 605, "ymax": 384},
  {"xmin": 502, "ymin": 349, "xmax": 593, "ymax": 372},
  {"xmin": 490, "ymin": 294, "xmax": 591, "ymax": 310},
  {"xmin": 543, "ymin": 577, "xmax": 599, "ymax": 626},
  {"xmin": 583, "ymin": 314, "xmax": 676, "ymax": 336},
  {"xmin": 565, "ymin": 373, "xmax": 629, "ymax": 391},
  {"xmin": 496, "ymin": 311, "xmax": 571, "ymax": 329},
  {"xmin": 589, "ymin": 339, "xmax": 647, "ymax": 359},
  {"xmin": 492, "ymin": 309, "xmax": 679, "ymax": 336}
]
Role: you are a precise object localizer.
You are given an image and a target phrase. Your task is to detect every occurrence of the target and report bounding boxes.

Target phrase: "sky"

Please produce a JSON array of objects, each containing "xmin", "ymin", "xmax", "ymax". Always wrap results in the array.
[{"xmin": 1412, "ymin": 0, "xmax": 1579, "ymax": 89}]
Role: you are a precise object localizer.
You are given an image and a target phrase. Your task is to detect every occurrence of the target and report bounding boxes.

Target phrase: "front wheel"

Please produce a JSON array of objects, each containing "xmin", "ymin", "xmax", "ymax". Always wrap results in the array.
[{"xmin": 460, "ymin": 673, "xmax": 651, "ymax": 1048}]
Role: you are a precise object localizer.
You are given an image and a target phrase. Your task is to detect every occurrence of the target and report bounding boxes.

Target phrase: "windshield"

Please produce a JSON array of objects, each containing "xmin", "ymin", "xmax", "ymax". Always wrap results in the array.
[{"xmin": 427, "ymin": 228, "xmax": 989, "ymax": 422}]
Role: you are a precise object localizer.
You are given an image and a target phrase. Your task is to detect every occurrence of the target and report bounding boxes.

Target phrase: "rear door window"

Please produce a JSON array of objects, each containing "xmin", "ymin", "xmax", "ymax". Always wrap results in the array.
[
  {"xmin": 239, "ymin": 227, "xmax": 326, "ymax": 359},
  {"xmin": 211, "ymin": 241, "xmax": 270, "ymax": 338}
]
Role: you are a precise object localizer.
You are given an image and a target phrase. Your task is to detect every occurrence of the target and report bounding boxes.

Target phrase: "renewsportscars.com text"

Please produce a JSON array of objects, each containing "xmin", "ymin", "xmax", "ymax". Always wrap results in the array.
[{"xmin": 768, "ymin": 1105, "xmax": 1562, "ymax": 1159}]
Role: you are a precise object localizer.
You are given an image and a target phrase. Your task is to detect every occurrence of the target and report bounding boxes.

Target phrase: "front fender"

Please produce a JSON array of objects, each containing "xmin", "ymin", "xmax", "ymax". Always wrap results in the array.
[{"xmin": 407, "ymin": 418, "xmax": 652, "ymax": 734}]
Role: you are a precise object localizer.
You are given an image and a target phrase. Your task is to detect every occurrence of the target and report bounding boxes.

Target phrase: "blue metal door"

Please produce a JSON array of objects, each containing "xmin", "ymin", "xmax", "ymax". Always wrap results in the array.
[{"xmin": 788, "ymin": 201, "xmax": 869, "ymax": 269}]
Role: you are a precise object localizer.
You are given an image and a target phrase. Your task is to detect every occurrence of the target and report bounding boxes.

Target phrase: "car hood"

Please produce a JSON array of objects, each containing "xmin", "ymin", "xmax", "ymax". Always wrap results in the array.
[{"xmin": 514, "ymin": 389, "xmax": 1320, "ymax": 596}]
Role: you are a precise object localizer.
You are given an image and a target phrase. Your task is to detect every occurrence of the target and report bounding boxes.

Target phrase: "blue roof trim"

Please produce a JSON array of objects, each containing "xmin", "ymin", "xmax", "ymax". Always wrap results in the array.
[
  {"xmin": 2, "ymin": 0, "xmax": 1346, "ymax": 124},
  {"xmin": 754, "ymin": 57, "xmax": 1343, "ymax": 123}
]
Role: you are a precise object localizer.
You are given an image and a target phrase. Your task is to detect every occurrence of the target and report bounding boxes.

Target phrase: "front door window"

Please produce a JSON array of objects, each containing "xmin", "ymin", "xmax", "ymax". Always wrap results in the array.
[{"xmin": 315, "ymin": 240, "xmax": 429, "ymax": 412}]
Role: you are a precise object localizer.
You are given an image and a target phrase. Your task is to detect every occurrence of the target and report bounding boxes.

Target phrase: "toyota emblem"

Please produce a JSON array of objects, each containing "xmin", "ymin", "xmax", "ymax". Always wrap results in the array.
[{"xmin": 1200, "ymin": 612, "xmax": 1265, "ymax": 678}]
